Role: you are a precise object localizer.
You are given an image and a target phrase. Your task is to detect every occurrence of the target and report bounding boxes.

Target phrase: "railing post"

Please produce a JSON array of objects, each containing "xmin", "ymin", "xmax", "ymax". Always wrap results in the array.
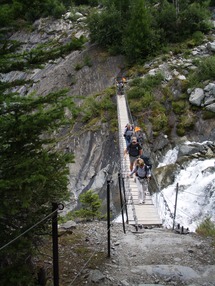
[
  {"xmin": 122, "ymin": 177, "xmax": 128, "ymax": 224},
  {"xmin": 52, "ymin": 203, "xmax": 59, "ymax": 286},
  {"xmin": 118, "ymin": 173, "xmax": 126, "ymax": 234},
  {"xmin": 52, "ymin": 203, "xmax": 64, "ymax": 286},
  {"xmin": 107, "ymin": 180, "xmax": 111, "ymax": 257},
  {"xmin": 173, "ymin": 183, "xmax": 179, "ymax": 230}
]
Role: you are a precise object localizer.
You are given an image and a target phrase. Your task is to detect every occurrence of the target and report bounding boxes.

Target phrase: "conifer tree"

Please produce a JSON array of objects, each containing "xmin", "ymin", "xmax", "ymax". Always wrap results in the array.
[
  {"xmin": 122, "ymin": 0, "xmax": 159, "ymax": 63},
  {"xmin": 0, "ymin": 86, "xmax": 75, "ymax": 285}
]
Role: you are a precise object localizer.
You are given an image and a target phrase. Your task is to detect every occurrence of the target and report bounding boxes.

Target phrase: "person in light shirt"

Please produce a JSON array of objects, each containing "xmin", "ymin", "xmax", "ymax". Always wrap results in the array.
[{"xmin": 129, "ymin": 158, "xmax": 151, "ymax": 204}]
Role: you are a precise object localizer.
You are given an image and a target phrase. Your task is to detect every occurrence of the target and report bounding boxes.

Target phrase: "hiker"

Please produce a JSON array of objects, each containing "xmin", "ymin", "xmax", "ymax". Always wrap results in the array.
[
  {"xmin": 116, "ymin": 79, "xmax": 124, "ymax": 95},
  {"xmin": 129, "ymin": 158, "xmax": 151, "ymax": 204},
  {"xmin": 123, "ymin": 123, "xmax": 134, "ymax": 147},
  {"xmin": 124, "ymin": 137, "xmax": 142, "ymax": 172},
  {"xmin": 122, "ymin": 77, "xmax": 127, "ymax": 84},
  {"xmin": 134, "ymin": 126, "xmax": 144, "ymax": 147}
]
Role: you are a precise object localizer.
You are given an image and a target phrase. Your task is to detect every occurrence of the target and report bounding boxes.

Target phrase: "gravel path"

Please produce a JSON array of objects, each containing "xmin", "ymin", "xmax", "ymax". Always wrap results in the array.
[{"xmin": 59, "ymin": 221, "xmax": 215, "ymax": 286}]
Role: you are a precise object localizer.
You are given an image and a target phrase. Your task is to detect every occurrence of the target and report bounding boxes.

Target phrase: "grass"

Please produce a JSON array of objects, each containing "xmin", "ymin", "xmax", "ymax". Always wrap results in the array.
[{"xmin": 196, "ymin": 218, "xmax": 215, "ymax": 246}]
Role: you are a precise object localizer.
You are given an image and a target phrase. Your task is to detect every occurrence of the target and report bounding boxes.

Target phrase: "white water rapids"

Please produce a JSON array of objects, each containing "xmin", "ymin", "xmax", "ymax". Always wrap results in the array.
[{"xmin": 153, "ymin": 143, "xmax": 215, "ymax": 232}]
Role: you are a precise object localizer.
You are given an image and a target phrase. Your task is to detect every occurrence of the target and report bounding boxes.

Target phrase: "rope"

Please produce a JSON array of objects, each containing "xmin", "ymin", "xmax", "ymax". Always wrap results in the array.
[{"xmin": 0, "ymin": 209, "xmax": 58, "ymax": 251}]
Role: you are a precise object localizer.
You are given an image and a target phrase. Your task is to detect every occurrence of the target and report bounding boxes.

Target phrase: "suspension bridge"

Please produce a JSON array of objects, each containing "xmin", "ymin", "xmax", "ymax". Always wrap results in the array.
[{"xmin": 117, "ymin": 91, "xmax": 162, "ymax": 229}]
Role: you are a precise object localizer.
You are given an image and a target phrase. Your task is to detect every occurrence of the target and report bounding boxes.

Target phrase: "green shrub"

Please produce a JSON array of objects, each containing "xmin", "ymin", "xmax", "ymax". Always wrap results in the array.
[
  {"xmin": 127, "ymin": 86, "xmax": 145, "ymax": 99},
  {"xmin": 74, "ymin": 62, "xmax": 83, "ymax": 71},
  {"xmin": 196, "ymin": 217, "xmax": 215, "ymax": 243},
  {"xmin": 192, "ymin": 31, "xmax": 205, "ymax": 45},
  {"xmin": 172, "ymin": 100, "xmax": 188, "ymax": 115},
  {"xmin": 141, "ymin": 91, "xmax": 154, "ymax": 108},
  {"xmin": 176, "ymin": 112, "xmax": 196, "ymax": 136},
  {"xmin": 150, "ymin": 112, "xmax": 168, "ymax": 132},
  {"xmin": 129, "ymin": 99, "xmax": 143, "ymax": 113},
  {"xmin": 73, "ymin": 190, "xmax": 102, "ymax": 220},
  {"xmin": 83, "ymin": 55, "xmax": 93, "ymax": 67},
  {"xmin": 129, "ymin": 77, "xmax": 145, "ymax": 87},
  {"xmin": 202, "ymin": 110, "xmax": 215, "ymax": 120},
  {"xmin": 162, "ymin": 86, "xmax": 173, "ymax": 101},
  {"xmin": 186, "ymin": 31, "xmax": 204, "ymax": 48},
  {"xmin": 176, "ymin": 126, "xmax": 186, "ymax": 136},
  {"xmin": 141, "ymin": 73, "xmax": 164, "ymax": 89},
  {"xmin": 188, "ymin": 56, "xmax": 215, "ymax": 87}
]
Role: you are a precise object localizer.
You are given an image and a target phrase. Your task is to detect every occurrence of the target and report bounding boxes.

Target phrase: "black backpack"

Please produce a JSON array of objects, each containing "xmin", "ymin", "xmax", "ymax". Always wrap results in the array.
[{"xmin": 140, "ymin": 155, "xmax": 152, "ymax": 170}]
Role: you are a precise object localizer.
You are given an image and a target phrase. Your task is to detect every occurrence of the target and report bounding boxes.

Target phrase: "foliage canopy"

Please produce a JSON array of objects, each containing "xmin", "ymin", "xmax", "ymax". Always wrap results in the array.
[{"xmin": 88, "ymin": 0, "xmax": 212, "ymax": 63}]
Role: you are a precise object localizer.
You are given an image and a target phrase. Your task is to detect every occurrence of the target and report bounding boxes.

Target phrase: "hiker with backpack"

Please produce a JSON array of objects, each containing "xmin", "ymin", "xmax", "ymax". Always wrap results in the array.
[
  {"xmin": 116, "ymin": 79, "xmax": 124, "ymax": 95},
  {"xmin": 123, "ymin": 123, "xmax": 134, "ymax": 147},
  {"xmin": 124, "ymin": 136, "xmax": 143, "ymax": 172},
  {"xmin": 134, "ymin": 126, "xmax": 144, "ymax": 147},
  {"xmin": 128, "ymin": 158, "xmax": 151, "ymax": 204}
]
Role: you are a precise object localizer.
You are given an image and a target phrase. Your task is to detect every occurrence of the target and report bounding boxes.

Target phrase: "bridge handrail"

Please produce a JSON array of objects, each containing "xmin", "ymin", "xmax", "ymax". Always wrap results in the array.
[{"xmin": 116, "ymin": 90, "xmax": 138, "ymax": 228}]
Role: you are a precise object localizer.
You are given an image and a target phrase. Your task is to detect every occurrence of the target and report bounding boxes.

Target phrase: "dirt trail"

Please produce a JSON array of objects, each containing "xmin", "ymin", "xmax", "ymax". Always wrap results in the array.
[{"xmin": 57, "ymin": 221, "xmax": 215, "ymax": 286}]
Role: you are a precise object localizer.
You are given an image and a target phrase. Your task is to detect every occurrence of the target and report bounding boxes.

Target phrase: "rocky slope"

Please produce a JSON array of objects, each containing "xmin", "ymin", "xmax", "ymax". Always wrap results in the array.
[{"xmin": 50, "ymin": 221, "xmax": 215, "ymax": 286}]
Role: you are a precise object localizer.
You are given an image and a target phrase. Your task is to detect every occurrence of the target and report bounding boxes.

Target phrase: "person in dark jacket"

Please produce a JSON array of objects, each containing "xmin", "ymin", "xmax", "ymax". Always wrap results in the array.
[{"xmin": 124, "ymin": 137, "xmax": 142, "ymax": 172}]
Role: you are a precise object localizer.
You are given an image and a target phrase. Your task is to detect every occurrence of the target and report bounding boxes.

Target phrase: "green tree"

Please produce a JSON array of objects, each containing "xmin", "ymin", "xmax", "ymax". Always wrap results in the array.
[
  {"xmin": 122, "ymin": 0, "xmax": 160, "ymax": 63},
  {"xmin": 88, "ymin": 3, "xmax": 122, "ymax": 51},
  {"xmin": 0, "ymin": 0, "xmax": 67, "ymax": 26},
  {"xmin": 179, "ymin": 1, "xmax": 211, "ymax": 37},
  {"xmin": 88, "ymin": 0, "xmax": 130, "ymax": 53},
  {"xmin": 0, "ymin": 4, "xmax": 14, "ymax": 27},
  {"xmin": 74, "ymin": 190, "xmax": 102, "ymax": 220},
  {"xmin": 0, "ymin": 87, "xmax": 75, "ymax": 285},
  {"xmin": 153, "ymin": 0, "xmax": 178, "ymax": 42}
]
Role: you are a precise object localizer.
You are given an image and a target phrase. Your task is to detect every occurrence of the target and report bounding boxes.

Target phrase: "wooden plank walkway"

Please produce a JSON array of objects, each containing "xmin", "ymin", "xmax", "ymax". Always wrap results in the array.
[{"xmin": 117, "ymin": 93, "xmax": 162, "ymax": 227}]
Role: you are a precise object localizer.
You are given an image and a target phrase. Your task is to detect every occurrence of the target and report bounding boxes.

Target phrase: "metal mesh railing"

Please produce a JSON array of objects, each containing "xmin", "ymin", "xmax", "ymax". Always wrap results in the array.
[{"xmin": 116, "ymin": 91, "xmax": 138, "ymax": 227}]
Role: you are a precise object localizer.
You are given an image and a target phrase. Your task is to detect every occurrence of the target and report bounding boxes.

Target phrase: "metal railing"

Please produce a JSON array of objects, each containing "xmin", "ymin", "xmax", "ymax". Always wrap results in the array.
[{"xmin": 116, "ymin": 90, "xmax": 138, "ymax": 228}]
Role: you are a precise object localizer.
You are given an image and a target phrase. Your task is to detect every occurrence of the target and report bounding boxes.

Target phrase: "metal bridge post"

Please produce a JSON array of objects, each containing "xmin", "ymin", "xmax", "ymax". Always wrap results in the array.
[
  {"xmin": 52, "ymin": 203, "xmax": 59, "ymax": 286},
  {"xmin": 173, "ymin": 183, "xmax": 179, "ymax": 230},
  {"xmin": 118, "ymin": 173, "xmax": 126, "ymax": 233},
  {"xmin": 107, "ymin": 180, "xmax": 111, "ymax": 257},
  {"xmin": 122, "ymin": 177, "xmax": 128, "ymax": 224}
]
